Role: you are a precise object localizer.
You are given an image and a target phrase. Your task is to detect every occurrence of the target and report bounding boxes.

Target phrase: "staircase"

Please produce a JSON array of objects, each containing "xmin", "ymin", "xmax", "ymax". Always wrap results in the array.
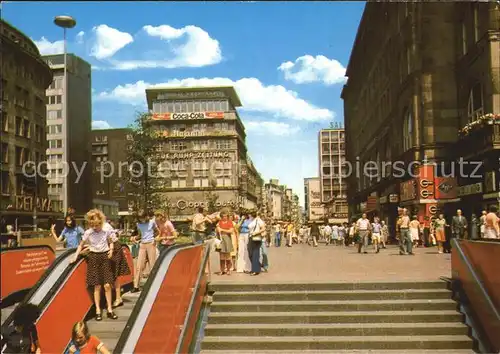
[{"xmin": 200, "ymin": 281, "xmax": 474, "ymax": 352}]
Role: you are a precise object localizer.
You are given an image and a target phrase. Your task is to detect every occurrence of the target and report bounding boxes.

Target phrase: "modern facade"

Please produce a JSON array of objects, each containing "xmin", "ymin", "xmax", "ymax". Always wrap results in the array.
[
  {"xmin": 319, "ymin": 128, "xmax": 348, "ymax": 223},
  {"xmin": 342, "ymin": 2, "xmax": 499, "ymax": 230},
  {"xmin": 264, "ymin": 179, "xmax": 283, "ymax": 220},
  {"xmin": 145, "ymin": 86, "xmax": 263, "ymax": 222},
  {"xmin": 43, "ymin": 54, "xmax": 92, "ymax": 215},
  {"xmin": 90, "ymin": 128, "xmax": 135, "ymax": 219},
  {"xmin": 0, "ymin": 20, "xmax": 60, "ymax": 229},
  {"xmin": 304, "ymin": 177, "xmax": 325, "ymax": 222}
]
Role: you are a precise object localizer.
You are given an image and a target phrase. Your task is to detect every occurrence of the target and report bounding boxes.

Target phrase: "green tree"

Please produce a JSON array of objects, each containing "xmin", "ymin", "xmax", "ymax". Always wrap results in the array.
[
  {"xmin": 127, "ymin": 112, "xmax": 161, "ymax": 212},
  {"xmin": 204, "ymin": 191, "xmax": 219, "ymax": 213}
]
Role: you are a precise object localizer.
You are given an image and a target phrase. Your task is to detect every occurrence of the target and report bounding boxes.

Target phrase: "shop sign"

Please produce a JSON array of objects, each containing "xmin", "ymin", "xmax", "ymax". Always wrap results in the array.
[
  {"xmin": 366, "ymin": 196, "xmax": 377, "ymax": 210},
  {"xmin": 310, "ymin": 201, "xmax": 323, "ymax": 208},
  {"xmin": 457, "ymin": 183, "xmax": 483, "ymax": 197},
  {"xmin": 332, "ymin": 213, "xmax": 348, "ymax": 218},
  {"xmin": 427, "ymin": 204, "xmax": 438, "ymax": 215},
  {"xmin": 400, "ymin": 180, "xmax": 417, "ymax": 202},
  {"xmin": 484, "ymin": 171, "xmax": 496, "ymax": 193},
  {"xmin": 169, "ymin": 199, "xmax": 238, "ymax": 210},
  {"xmin": 434, "ymin": 177, "xmax": 457, "ymax": 199},
  {"xmin": 14, "ymin": 196, "xmax": 54, "ymax": 212},
  {"xmin": 379, "ymin": 196, "xmax": 388, "ymax": 204},
  {"xmin": 389, "ymin": 194, "xmax": 399, "ymax": 203},
  {"xmin": 156, "ymin": 151, "xmax": 230, "ymax": 159},
  {"xmin": 151, "ymin": 112, "xmax": 224, "ymax": 121},
  {"xmin": 157, "ymin": 91, "xmax": 226, "ymax": 100}
]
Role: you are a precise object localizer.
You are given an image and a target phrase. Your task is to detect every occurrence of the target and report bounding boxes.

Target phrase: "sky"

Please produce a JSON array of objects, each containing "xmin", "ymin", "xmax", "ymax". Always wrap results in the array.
[{"xmin": 4, "ymin": 1, "xmax": 364, "ymax": 206}]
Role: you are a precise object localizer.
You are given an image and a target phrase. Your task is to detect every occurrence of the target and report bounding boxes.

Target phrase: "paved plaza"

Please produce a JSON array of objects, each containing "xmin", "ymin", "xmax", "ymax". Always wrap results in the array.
[{"xmin": 208, "ymin": 242, "xmax": 452, "ymax": 284}]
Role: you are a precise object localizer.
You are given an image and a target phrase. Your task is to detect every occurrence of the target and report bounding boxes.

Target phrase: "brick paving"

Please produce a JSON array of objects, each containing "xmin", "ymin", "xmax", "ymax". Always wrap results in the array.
[{"xmin": 208, "ymin": 242, "xmax": 451, "ymax": 284}]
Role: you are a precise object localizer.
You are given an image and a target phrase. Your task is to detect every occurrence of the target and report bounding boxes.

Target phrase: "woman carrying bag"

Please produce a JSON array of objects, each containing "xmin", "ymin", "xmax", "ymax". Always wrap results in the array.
[{"xmin": 247, "ymin": 211, "xmax": 266, "ymax": 276}]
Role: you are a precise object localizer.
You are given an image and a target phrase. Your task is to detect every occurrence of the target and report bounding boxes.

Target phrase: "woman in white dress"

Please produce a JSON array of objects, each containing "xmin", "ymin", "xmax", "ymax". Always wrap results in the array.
[
  {"xmin": 409, "ymin": 215, "xmax": 421, "ymax": 247},
  {"xmin": 236, "ymin": 213, "xmax": 251, "ymax": 273}
]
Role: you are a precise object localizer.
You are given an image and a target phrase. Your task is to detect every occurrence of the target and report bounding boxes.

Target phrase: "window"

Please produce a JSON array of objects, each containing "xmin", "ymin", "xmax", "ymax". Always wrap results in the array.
[
  {"xmin": 48, "ymin": 124, "xmax": 62, "ymax": 134},
  {"xmin": 48, "ymin": 154, "xmax": 63, "ymax": 162},
  {"xmin": 171, "ymin": 178, "xmax": 187, "ymax": 188},
  {"xmin": 170, "ymin": 161, "xmax": 188, "ymax": 178},
  {"xmin": 1, "ymin": 112, "xmax": 8, "ymax": 132},
  {"xmin": 15, "ymin": 116, "xmax": 22, "ymax": 136},
  {"xmin": 22, "ymin": 119, "xmax": 30, "ymax": 138},
  {"xmin": 170, "ymin": 141, "xmax": 187, "ymax": 151},
  {"xmin": 35, "ymin": 125, "xmax": 42, "ymax": 142},
  {"xmin": 473, "ymin": 6, "xmax": 479, "ymax": 43},
  {"xmin": 193, "ymin": 140, "xmax": 208, "ymax": 151},
  {"xmin": 49, "ymin": 139, "xmax": 62, "ymax": 149},
  {"xmin": 216, "ymin": 140, "xmax": 231, "ymax": 150},
  {"xmin": 47, "ymin": 110, "xmax": 62, "ymax": 120},
  {"xmin": 49, "ymin": 77, "xmax": 63, "ymax": 90},
  {"xmin": 1, "ymin": 171, "xmax": 9, "ymax": 194},
  {"xmin": 462, "ymin": 21, "xmax": 468, "ymax": 55},
  {"xmin": 403, "ymin": 108, "xmax": 413, "ymax": 151},
  {"xmin": 15, "ymin": 147, "xmax": 27, "ymax": 166},
  {"xmin": 48, "ymin": 95, "xmax": 62, "ymax": 105},
  {"xmin": 194, "ymin": 178, "xmax": 209, "ymax": 187},
  {"xmin": 1, "ymin": 143, "xmax": 8, "ymax": 163},
  {"xmin": 468, "ymin": 83, "xmax": 483, "ymax": 122}
]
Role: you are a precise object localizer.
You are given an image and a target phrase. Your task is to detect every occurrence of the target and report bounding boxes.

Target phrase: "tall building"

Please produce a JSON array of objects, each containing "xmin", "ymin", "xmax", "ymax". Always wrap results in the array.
[
  {"xmin": 318, "ymin": 127, "xmax": 348, "ymax": 223},
  {"xmin": 304, "ymin": 177, "xmax": 324, "ymax": 222},
  {"xmin": 342, "ymin": 2, "xmax": 499, "ymax": 230},
  {"xmin": 43, "ymin": 54, "xmax": 92, "ymax": 215},
  {"xmin": 90, "ymin": 128, "xmax": 135, "ymax": 220},
  {"xmin": 1, "ymin": 20, "xmax": 61, "ymax": 228},
  {"xmin": 265, "ymin": 179, "xmax": 283, "ymax": 220},
  {"xmin": 145, "ymin": 86, "xmax": 262, "ymax": 223}
]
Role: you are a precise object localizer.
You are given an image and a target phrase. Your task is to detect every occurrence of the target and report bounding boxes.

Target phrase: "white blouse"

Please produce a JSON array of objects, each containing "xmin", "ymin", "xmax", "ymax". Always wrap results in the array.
[{"xmin": 82, "ymin": 228, "xmax": 114, "ymax": 253}]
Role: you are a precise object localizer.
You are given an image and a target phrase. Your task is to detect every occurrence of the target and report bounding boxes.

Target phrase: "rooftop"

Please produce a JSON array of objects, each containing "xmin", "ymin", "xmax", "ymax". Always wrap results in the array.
[{"xmin": 145, "ymin": 86, "xmax": 243, "ymax": 109}]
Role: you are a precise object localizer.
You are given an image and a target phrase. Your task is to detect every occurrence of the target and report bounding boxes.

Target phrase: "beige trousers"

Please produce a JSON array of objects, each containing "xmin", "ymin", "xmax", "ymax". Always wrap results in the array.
[{"xmin": 134, "ymin": 242, "xmax": 157, "ymax": 288}]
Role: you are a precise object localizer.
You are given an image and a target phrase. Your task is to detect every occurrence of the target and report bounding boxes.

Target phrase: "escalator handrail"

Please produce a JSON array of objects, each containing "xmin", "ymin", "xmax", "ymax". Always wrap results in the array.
[
  {"xmin": 175, "ymin": 243, "xmax": 210, "ymax": 353},
  {"xmin": 113, "ymin": 243, "xmax": 194, "ymax": 354},
  {"xmin": 1, "ymin": 248, "xmax": 75, "ymax": 331},
  {"xmin": 452, "ymin": 239, "xmax": 500, "ymax": 320}
]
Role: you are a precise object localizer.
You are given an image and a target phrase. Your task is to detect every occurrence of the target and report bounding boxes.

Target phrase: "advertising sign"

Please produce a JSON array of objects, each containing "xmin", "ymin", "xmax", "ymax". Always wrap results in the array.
[
  {"xmin": 418, "ymin": 165, "xmax": 435, "ymax": 200},
  {"xmin": 457, "ymin": 183, "xmax": 483, "ymax": 197},
  {"xmin": 400, "ymin": 180, "xmax": 417, "ymax": 202},
  {"xmin": 1, "ymin": 246, "xmax": 55, "ymax": 301},
  {"xmin": 434, "ymin": 177, "xmax": 458, "ymax": 199},
  {"xmin": 155, "ymin": 151, "xmax": 231, "ymax": 160},
  {"xmin": 151, "ymin": 112, "xmax": 224, "ymax": 120}
]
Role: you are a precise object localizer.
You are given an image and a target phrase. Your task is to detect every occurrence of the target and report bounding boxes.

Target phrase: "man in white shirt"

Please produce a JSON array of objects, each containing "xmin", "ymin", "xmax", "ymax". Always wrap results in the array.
[
  {"xmin": 191, "ymin": 207, "xmax": 213, "ymax": 244},
  {"xmin": 323, "ymin": 224, "xmax": 332, "ymax": 245},
  {"xmin": 356, "ymin": 213, "xmax": 371, "ymax": 254}
]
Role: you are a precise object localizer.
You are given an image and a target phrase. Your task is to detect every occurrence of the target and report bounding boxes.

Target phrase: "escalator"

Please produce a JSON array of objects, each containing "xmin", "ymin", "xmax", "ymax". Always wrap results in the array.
[{"xmin": 2, "ymin": 242, "xmax": 210, "ymax": 353}]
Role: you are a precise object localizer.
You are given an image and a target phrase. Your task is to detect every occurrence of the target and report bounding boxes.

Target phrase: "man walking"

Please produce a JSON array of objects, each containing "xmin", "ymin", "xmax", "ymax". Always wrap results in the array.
[
  {"xmin": 191, "ymin": 207, "xmax": 212, "ymax": 244},
  {"xmin": 398, "ymin": 208, "xmax": 414, "ymax": 255},
  {"xmin": 356, "ymin": 213, "xmax": 371, "ymax": 254},
  {"xmin": 451, "ymin": 209, "xmax": 468, "ymax": 240}
]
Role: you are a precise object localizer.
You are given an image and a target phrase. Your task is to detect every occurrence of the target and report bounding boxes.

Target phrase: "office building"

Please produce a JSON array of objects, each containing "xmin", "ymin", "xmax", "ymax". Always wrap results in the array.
[
  {"xmin": 90, "ymin": 128, "xmax": 135, "ymax": 219},
  {"xmin": 318, "ymin": 127, "xmax": 348, "ymax": 223},
  {"xmin": 1, "ymin": 20, "xmax": 61, "ymax": 228},
  {"xmin": 342, "ymin": 2, "xmax": 499, "ymax": 228},
  {"xmin": 44, "ymin": 54, "xmax": 92, "ymax": 215},
  {"xmin": 145, "ymin": 86, "xmax": 263, "ymax": 222}
]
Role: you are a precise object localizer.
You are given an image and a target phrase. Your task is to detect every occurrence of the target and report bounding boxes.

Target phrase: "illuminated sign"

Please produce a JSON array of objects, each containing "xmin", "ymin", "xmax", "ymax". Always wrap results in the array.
[
  {"xmin": 15, "ymin": 196, "xmax": 54, "ymax": 212},
  {"xmin": 155, "ymin": 151, "xmax": 231, "ymax": 159},
  {"xmin": 151, "ymin": 112, "xmax": 224, "ymax": 120},
  {"xmin": 168, "ymin": 199, "xmax": 238, "ymax": 210},
  {"xmin": 457, "ymin": 183, "xmax": 483, "ymax": 197}
]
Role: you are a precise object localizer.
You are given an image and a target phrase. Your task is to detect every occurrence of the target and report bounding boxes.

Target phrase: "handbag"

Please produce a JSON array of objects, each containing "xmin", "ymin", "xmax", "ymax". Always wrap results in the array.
[{"xmin": 250, "ymin": 220, "xmax": 263, "ymax": 241}]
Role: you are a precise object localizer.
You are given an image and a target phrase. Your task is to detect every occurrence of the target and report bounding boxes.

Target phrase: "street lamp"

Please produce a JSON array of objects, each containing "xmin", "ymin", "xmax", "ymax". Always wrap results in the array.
[{"xmin": 54, "ymin": 15, "xmax": 76, "ymax": 215}]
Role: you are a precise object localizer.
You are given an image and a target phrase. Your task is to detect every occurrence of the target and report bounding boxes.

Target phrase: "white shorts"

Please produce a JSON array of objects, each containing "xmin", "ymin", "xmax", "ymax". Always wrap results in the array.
[{"xmin": 372, "ymin": 233, "xmax": 381, "ymax": 242}]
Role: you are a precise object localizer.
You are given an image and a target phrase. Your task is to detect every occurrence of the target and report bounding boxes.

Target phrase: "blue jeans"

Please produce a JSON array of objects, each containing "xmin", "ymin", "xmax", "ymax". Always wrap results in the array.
[
  {"xmin": 260, "ymin": 241, "xmax": 269, "ymax": 270},
  {"xmin": 400, "ymin": 228, "xmax": 413, "ymax": 254},
  {"xmin": 275, "ymin": 232, "xmax": 281, "ymax": 247},
  {"xmin": 251, "ymin": 240, "xmax": 262, "ymax": 273}
]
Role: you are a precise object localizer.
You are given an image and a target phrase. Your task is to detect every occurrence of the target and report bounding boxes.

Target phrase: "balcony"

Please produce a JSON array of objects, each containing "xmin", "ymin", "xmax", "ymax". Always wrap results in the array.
[{"xmin": 458, "ymin": 116, "xmax": 500, "ymax": 158}]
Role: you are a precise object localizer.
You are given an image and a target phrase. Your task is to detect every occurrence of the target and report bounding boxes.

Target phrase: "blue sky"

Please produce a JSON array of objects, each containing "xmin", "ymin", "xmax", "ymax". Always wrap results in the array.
[{"xmin": 4, "ymin": 1, "xmax": 364, "ymax": 205}]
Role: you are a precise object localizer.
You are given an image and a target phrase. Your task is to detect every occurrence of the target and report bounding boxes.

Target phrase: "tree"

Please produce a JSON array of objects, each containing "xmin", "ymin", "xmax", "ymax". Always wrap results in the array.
[
  {"xmin": 127, "ymin": 112, "xmax": 161, "ymax": 213},
  {"xmin": 204, "ymin": 191, "xmax": 219, "ymax": 214}
]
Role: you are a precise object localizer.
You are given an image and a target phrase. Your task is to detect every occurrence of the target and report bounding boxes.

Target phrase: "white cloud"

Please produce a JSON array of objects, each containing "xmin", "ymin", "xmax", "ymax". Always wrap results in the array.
[
  {"xmin": 92, "ymin": 120, "xmax": 112, "ymax": 130},
  {"xmin": 33, "ymin": 37, "xmax": 64, "ymax": 55},
  {"xmin": 278, "ymin": 55, "xmax": 346, "ymax": 85},
  {"xmin": 107, "ymin": 25, "xmax": 222, "ymax": 70},
  {"xmin": 90, "ymin": 25, "xmax": 133, "ymax": 60},
  {"xmin": 245, "ymin": 121, "xmax": 300, "ymax": 136},
  {"xmin": 95, "ymin": 77, "xmax": 333, "ymax": 121},
  {"xmin": 76, "ymin": 31, "xmax": 85, "ymax": 44}
]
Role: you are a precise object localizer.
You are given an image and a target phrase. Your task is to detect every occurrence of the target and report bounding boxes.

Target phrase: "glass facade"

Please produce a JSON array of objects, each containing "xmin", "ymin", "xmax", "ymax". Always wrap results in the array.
[{"xmin": 152, "ymin": 99, "xmax": 230, "ymax": 113}]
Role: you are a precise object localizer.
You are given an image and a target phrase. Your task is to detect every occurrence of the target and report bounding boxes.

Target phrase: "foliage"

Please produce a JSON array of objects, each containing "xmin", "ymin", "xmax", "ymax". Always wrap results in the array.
[
  {"xmin": 127, "ymin": 112, "xmax": 161, "ymax": 212},
  {"xmin": 203, "ymin": 191, "xmax": 220, "ymax": 213}
]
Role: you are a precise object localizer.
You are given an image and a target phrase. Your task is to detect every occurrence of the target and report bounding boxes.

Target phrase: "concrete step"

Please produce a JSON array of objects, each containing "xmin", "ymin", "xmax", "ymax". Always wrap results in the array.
[
  {"xmin": 207, "ymin": 310, "xmax": 464, "ymax": 324},
  {"xmin": 212, "ymin": 289, "xmax": 452, "ymax": 302},
  {"xmin": 201, "ymin": 335, "xmax": 473, "ymax": 351},
  {"xmin": 210, "ymin": 299, "xmax": 457, "ymax": 313},
  {"xmin": 204, "ymin": 322, "xmax": 469, "ymax": 337},
  {"xmin": 200, "ymin": 350, "xmax": 475, "ymax": 354},
  {"xmin": 208, "ymin": 281, "xmax": 448, "ymax": 293}
]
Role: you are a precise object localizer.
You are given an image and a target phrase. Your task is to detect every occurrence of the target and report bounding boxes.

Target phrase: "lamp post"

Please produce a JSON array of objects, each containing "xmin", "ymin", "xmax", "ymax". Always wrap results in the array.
[{"xmin": 54, "ymin": 15, "xmax": 76, "ymax": 215}]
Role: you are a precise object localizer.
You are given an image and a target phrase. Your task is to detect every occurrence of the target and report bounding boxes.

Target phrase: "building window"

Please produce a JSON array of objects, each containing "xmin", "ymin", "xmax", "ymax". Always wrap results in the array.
[
  {"xmin": 48, "ymin": 124, "xmax": 62, "ymax": 134},
  {"xmin": 193, "ymin": 140, "xmax": 208, "ymax": 151},
  {"xmin": 35, "ymin": 125, "xmax": 42, "ymax": 142},
  {"xmin": 194, "ymin": 178, "xmax": 209, "ymax": 187},
  {"xmin": 170, "ymin": 141, "xmax": 187, "ymax": 151},
  {"xmin": 1, "ymin": 112, "xmax": 8, "ymax": 132},
  {"xmin": 1, "ymin": 143, "xmax": 8, "ymax": 164},
  {"xmin": 48, "ymin": 154, "xmax": 63, "ymax": 162},
  {"xmin": 49, "ymin": 77, "xmax": 63, "ymax": 90},
  {"xmin": 15, "ymin": 116, "xmax": 22, "ymax": 136},
  {"xmin": 473, "ymin": 6, "xmax": 479, "ymax": 43},
  {"xmin": 171, "ymin": 178, "xmax": 187, "ymax": 188},
  {"xmin": 462, "ymin": 21, "xmax": 468, "ymax": 55},
  {"xmin": 1, "ymin": 171, "xmax": 9, "ymax": 194},
  {"xmin": 49, "ymin": 139, "xmax": 63, "ymax": 149},
  {"xmin": 216, "ymin": 140, "xmax": 231, "ymax": 150},
  {"xmin": 48, "ymin": 95, "xmax": 62, "ymax": 105},
  {"xmin": 403, "ymin": 108, "xmax": 413, "ymax": 151},
  {"xmin": 47, "ymin": 110, "xmax": 62, "ymax": 120},
  {"xmin": 15, "ymin": 147, "xmax": 28, "ymax": 166},
  {"xmin": 467, "ymin": 83, "xmax": 483, "ymax": 122}
]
